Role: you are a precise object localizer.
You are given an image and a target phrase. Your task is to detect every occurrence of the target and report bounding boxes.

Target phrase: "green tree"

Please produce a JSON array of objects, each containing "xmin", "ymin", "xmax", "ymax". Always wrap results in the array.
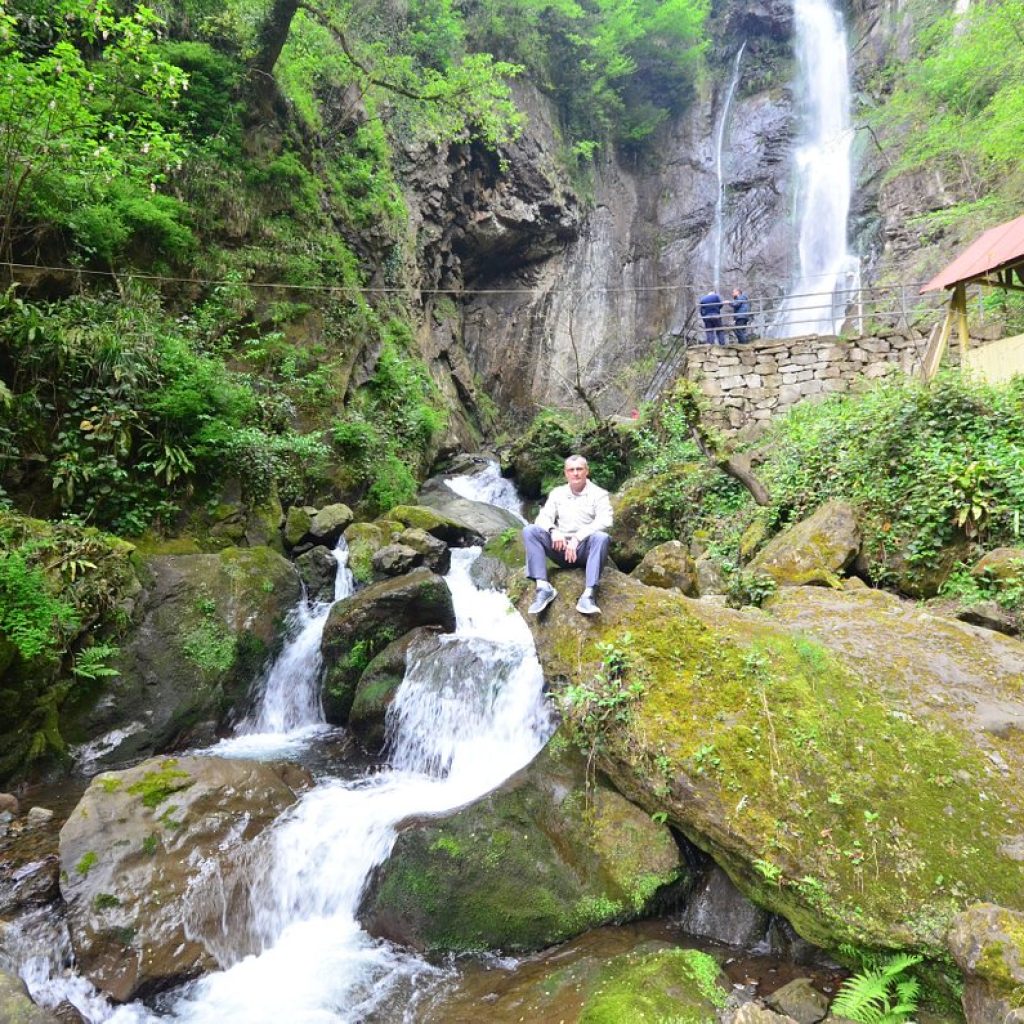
[{"xmin": 0, "ymin": 0, "xmax": 189, "ymax": 262}]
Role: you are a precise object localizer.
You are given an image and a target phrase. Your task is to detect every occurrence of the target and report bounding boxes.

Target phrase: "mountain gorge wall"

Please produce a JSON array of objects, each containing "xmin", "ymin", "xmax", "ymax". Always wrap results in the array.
[{"xmin": 397, "ymin": 0, "xmax": 947, "ymax": 428}]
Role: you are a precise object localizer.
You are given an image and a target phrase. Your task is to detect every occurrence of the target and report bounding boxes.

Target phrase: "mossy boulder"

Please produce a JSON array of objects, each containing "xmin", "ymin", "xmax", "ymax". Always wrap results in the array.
[
  {"xmin": 972, "ymin": 547, "xmax": 1024, "ymax": 582},
  {"xmin": 632, "ymin": 540, "xmax": 698, "ymax": 595},
  {"xmin": 58, "ymin": 756, "xmax": 310, "ymax": 1002},
  {"xmin": 308, "ymin": 503, "xmax": 354, "ymax": 546},
  {"xmin": 60, "ymin": 546, "xmax": 300, "ymax": 769},
  {"xmin": 0, "ymin": 970, "xmax": 59, "ymax": 1023},
  {"xmin": 283, "ymin": 505, "xmax": 314, "ymax": 549},
  {"xmin": 349, "ymin": 628, "xmax": 444, "ymax": 752},
  {"xmin": 517, "ymin": 566, "xmax": 1024, "ymax": 960},
  {"xmin": 360, "ymin": 738, "xmax": 686, "ymax": 954},
  {"xmin": 415, "ymin": 481, "xmax": 523, "ymax": 541},
  {"xmin": 320, "ymin": 569, "xmax": 455, "ymax": 723},
  {"xmin": 609, "ymin": 466, "xmax": 699, "ymax": 571},
  {"xmin": 386, "ymin": 505, "xmax": 485, "ymax": 547},
  {"xmin": 344, "ymin": 522, "xmax": 388, "ymax": 585},
  {"xmin": 948, "ymin": 903, "xmax": 1024, "ymax": 1024},
  {"xmin": 294, "ymin": 545, "xmax": 338, "ymax": 602},
  {"xmin": 397, "ymin": 528, "xmax": 450, "ymax": 575},
  {"xmin": 372, "ymin": 543, "xmax": 421, "ymax": 577},
  {"xmin": 750, "ymin": 501, "xmax": 861, "ymax": 585},
  {"xmin": 501, "ymin": 414, "xmax": 576, "ymax": 499}
]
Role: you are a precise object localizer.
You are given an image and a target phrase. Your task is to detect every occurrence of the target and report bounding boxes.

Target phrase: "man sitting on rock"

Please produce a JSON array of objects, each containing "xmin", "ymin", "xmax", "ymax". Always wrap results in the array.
[{"xmin": 523, "ymin": 455, "xmax": 613, "ymax": 616}]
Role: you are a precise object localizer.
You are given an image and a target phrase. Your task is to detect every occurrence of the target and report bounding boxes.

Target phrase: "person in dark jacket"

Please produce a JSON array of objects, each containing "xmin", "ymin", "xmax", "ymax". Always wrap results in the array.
[
  {"xmin": 699, "ymin": 291, "xmax": 725, "ymax": 345},
  {"xmin": 730, "ymin": 288, "xmax": 751, "ymax": 343}
]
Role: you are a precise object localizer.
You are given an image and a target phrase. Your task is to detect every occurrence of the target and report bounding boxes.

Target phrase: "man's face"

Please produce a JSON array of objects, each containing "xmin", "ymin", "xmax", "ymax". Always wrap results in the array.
[{"xmin": 564, "ymin": 460, "xmax": 589, "ymax": 492}]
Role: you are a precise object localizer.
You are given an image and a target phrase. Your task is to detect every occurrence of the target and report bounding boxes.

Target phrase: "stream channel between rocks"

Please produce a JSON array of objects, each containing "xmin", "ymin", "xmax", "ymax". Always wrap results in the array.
[{"xmin": 2, "ymin": 465, "xmax": 843, "ymax": 1023}]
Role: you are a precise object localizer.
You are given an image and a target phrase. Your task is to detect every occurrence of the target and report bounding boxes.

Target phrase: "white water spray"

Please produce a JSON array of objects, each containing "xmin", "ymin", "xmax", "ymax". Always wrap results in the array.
[
  {"xmin": 773, "ymin": 0, "xmax": 860, "ymax": 336},
  {"xmin": 710, "ymin": 42, "xmax": 746, "ymax": 291},
  {"xmin": 445, "ymin": 462, "xmax": 526, "ymax": 522}
]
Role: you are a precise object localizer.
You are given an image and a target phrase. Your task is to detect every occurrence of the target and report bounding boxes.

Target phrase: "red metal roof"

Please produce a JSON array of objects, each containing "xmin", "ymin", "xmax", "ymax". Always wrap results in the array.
[{"xmin": 921, "ymin": 213, "xmax": 1024, "ymax": 293}]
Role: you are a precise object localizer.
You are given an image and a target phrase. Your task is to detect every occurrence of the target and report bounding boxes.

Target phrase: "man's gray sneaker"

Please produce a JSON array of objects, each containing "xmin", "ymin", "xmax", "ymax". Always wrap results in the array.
[
  {"xmin": 576, "ymin": 593, "xmax": 600, "ymax": 615},
  {"xmin": 528, "ymin": 586, "xmax": 557, "ymax": 615}
]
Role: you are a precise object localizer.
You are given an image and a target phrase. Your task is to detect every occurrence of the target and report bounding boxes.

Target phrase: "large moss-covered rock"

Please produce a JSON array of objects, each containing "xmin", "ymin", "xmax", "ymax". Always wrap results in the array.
[
  {"xmin": 397, "ymin": 528, "xmax": 450, "ymax": 575},
  {"xmin": 416, "ymin": 477, "xmax": 522, "ymax": 540},
  {"xmin": 360, "ymin": 738, "xmax": 685, "ymax": 954},
  {"xmin": 517, "ymin": 565, "xmax": 1024, "ymax": 959},
  {"xmin": 294, "ymin": 545, "xmax": 337, "ymax": 603},
  {"xmin": 308, "ymin": 503, "xmax": 354, "ymax": 546},
  {"xmin": 344, "ymin": 522, "xmax": 388, "ymax": 585},
  {"xmin": 320, "ymin": 569, "xmax": 455, "ymax": 723},
  {"xmin": 972, "ymin": 547, "xmax": 1024, "ymax": 582},
  {"xmin": 60, "ymin": 546, "xmax": 300, "ymax": 769},
  {"xmin": 422, "ymin": 938, "xmax": 728, "ymax": 1024},
  {"xmin": 386, "ymin": 505, "xmax": 484, "ymax": 547},
  {"xmin": 750, "ymin": 501, "xmax": 861, "ymax": 585},
  {"xmin": 947, "ymin": 903, "xmax": 1024, "ymax": 1024},
  {"xmin": 58, "ymin": 756, "xmax": 309, "ymax": 1002}
]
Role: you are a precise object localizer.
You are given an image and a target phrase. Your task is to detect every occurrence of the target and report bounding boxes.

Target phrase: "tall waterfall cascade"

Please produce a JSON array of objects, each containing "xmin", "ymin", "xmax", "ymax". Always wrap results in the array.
[
  {"xmin": 773, "ymin": 0, "xmax": 861, "ymax": 336},
  {"xmin": 710, "ymin": 42, "xmax": 746, "ymax": 291},
  {"xmin": 16, "ymin": 467, "xmax": 554, "ymax": 1024}
]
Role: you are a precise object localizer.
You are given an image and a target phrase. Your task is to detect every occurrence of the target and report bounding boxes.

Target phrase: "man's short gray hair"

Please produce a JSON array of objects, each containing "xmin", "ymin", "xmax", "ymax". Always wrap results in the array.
[{"xmin": 564, "ymin": 454, "xmax": 589, "ymax": 468}]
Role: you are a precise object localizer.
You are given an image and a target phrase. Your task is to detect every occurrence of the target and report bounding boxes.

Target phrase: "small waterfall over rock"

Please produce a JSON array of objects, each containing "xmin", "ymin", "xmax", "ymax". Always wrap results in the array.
[
  {"xmin": 20, "ymin": 466, "xmax": 554, "ymax": 1024},
  {"xmin": 710, "ymin": 42, "xmax": 746, "ymax": 291},
  {"xmin": 773, "ymin": 0, "xmax": 860, "ymax": 336},
  {"xmin": 444, "ymin": 461, "xmax": 526, "ymax": 522}
]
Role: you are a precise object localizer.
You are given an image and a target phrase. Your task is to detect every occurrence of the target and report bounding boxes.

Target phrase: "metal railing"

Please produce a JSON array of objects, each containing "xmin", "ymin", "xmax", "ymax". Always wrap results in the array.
[{"xmin": 641, "ymin": 281, "xmax": 948, "ymax": 402}]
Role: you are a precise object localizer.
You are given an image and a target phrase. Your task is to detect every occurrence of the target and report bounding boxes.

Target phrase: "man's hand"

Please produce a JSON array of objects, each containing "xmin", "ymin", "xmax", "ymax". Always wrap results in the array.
[
  {"xmin": 551, "ymin": 530, "xmax": 566, "ymax": 552},
  {"xmin": 563, "ymin": 537, "xmax": 579, "ymax": 564}
]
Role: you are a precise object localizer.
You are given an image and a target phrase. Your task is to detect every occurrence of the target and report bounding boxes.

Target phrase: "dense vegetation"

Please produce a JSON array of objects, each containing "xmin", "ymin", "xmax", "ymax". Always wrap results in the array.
[
  {"xmin": 872, "ymin": 0, "xmax": 1024, "ymax": 272},
  {"xmin": 614, "ymin": 372, "xmax": 1024, "ymax": 603}
]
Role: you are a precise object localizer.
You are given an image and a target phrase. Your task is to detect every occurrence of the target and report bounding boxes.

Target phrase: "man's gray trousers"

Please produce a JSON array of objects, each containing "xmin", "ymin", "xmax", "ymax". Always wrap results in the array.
[{"xmin": 523, "ymin": 524, "xmax": 610, "ymax": 589}]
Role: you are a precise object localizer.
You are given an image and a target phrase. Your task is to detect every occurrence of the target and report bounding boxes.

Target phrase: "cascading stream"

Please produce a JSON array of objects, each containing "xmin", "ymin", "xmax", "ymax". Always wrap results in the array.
[
  {"xmin": 772, "ymin": 0, "xmax": 860, "ymax": 336},
  {"xmin": 710, "ymin": 42, "xmax": 746, "ymax": 292},
  {"xmin": 21, "ymin": 464, "xmax": 553, "ymax": 1024}
]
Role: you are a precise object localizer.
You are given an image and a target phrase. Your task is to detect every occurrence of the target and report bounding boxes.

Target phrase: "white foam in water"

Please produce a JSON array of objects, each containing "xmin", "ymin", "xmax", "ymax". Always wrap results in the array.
[
  {"xmin": 20, "ymin": 490, "xmax": 553, "ymax": 1023},
  {"xmin": 445, "ymin": 461, "xmax": 526, "ymax": 522}
]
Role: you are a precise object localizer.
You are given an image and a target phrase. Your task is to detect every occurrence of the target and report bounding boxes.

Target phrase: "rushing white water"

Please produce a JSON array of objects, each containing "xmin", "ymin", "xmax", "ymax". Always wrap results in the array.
[
  {"xmin": 710, "ymin": 42, "xmax": 746, "ymax": 291},
  {"xmin": 21, "ymin": 472, "xmax": 553, "ymax": 1024},
  {"xmin": 211, "ymin": 539, "xmax": 354, "ymax": 760},
  {"xmin": 772, "ymin": 0, "xmax": 860, "ymax": 336},
  {"xmin": 445, "ymin": 461, "xmax": 526, "ymax": 522}
]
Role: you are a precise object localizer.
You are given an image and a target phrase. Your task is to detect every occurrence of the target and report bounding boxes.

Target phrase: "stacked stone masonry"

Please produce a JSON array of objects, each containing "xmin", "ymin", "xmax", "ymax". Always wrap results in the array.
[{"xmin": 683, "ymin": 330, "xmax": 966, "ymax": 433}]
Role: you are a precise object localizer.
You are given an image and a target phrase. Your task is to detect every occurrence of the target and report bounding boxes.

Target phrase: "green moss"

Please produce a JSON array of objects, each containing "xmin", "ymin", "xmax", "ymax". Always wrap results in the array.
[
  {"xmin": 579, "ymin": 948, "xmax": 728, "ymax": 1024},
  {"xmin": 126, "ymin": 759, "xmax": 193, "ymax": 809},
  {"xmin": 75, "ymin": 851, "xmax": 98, "ymax": 877},
  {"xmin": 550, "ymin": 587, "xmax": 1024, "ymax": 954},
  {"xmin": 141, "ymin": 833, "xmax": 159, "ymax": 855},
  {"xmin": 92, "ymin": 892, "xmax": 121, "ymax": 911},
  {"xmin": 97, "ymin": 776, "xmax": 122, "ymax": 793}
]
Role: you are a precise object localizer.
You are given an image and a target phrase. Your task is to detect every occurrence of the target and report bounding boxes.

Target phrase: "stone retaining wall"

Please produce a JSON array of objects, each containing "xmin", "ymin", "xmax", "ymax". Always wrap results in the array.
[{"xmin": 685, "ymin": 331, "xmax": 931, "ymax": 433}]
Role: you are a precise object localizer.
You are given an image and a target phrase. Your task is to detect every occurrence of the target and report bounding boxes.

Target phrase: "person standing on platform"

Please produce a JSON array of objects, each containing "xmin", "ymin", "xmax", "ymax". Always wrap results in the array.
[
  {"xmin": 730, "ymin": 287, "xmax": 751, "ymax": 343},
  {"xmin": 699, "ymin": 290, "xmax": 726, "ymax": 345}
]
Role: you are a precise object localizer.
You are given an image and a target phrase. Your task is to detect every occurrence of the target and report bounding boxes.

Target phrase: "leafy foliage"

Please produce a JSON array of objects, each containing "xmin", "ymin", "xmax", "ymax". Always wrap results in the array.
[{"xmin": 831, "ymin": 952, "xmax": 923, "ymax": 1024}]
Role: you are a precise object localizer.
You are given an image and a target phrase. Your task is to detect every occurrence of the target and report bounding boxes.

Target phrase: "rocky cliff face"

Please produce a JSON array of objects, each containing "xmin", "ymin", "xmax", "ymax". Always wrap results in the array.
[{"xmin": 395, "ymin": 8, "xmax": 798, "ymax": 424}]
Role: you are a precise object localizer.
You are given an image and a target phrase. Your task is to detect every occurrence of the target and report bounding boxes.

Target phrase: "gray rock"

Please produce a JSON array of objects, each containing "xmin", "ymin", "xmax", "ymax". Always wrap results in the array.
[
  {"xmin": 678, "ymin": 865, "xmax": 770, "ymax": 947},
  {"xmin": 632, "ymin": 540, "xmax": 698, "ymax": 595},
  {"xmin": 386, "ymin": 505, "xmax": 485, "ymax": 547},
  {"xmin": 408, "ymin": 485, "xmax": 517, "ymax": 541},
  {"xmin": 320, "ymin": 569, "xmax": 455, "ymax": 723},
  {"xmin": 695, "ymin": 554, "xmax": 727, "ymax": 596},
  {"xmin": 751, "ymin": 501, "xmax": 861, "ymax": 585},
  {"xmin": 372, "ymin": 543, "xmax": 421, "ymax": 577},
  {"xmin": 361, "ymin": 736, "xmax": 686, "ymax": 953},
  {"xmin": 59, "ymin": 756, "xmax": 310, "ymax": 1003},
  {"xmin": 726, "ymin": 1004, "xmax": 800, "ymax": 1024},
  {"xmin": 61, "ymin": 548, "xmax": 301, "ymax": 771},
  {"xmin": 25, "ymin": 807, "xmax": 53, "ymax": 829},
  {"xmin": 294, "ymin": 545, "xmax": 338, "ymax": 603},
  {"xmin": 283, "ymin": 506, "xmax": 313, "ymax": 549},
  {"xmin": 971, "ymin": 547, "xmax": 1024, "ymax": 582},
  {"xmin": 0, "ymin": 793, "xmax": 19, "ymax": 815},
  {"xmin": 948, "ymin": 903, "xmax": 1024, "ymax": 1024},
  {"xmin": 308, "ymin": 503, "xmax": 354, "ymax": 546},
  {"xmin": 957, "ymin": 600, "xmax": 1019, "ymax": 637},
  {"xmin": 765, "ymin": 978, "xmax": 829, "ymax": 1024},
  {"xmin": 397, "ymin": 528, "xmax": 450, "ymax": 575}
]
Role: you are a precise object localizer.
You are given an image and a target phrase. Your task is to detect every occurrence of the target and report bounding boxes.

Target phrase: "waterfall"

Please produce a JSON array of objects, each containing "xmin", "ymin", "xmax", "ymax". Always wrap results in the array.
[
  {"xmin": 210, "ymin": 538, "xmax": 354, "ymax": 760},
  {"xmin": 444, "ymin": 461, "xmax": 526, "ymax": 522},
  {"xmin": 710, "ymin": 42, "xmax": 746, "ymax": 291},
  {"xmin": 773, "ymin": 0, "xmax": 860, "ymax": 337},
  {"xmin": 19, "ymin": 465, "xmax": 554, "ymax": 1024}
]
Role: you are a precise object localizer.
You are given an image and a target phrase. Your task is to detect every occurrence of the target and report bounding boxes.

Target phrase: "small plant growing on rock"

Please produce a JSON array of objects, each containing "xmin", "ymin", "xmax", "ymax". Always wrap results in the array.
[{"xmin": 831, "ymin": 951, "xmax": 922, "ymax": 1024}]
